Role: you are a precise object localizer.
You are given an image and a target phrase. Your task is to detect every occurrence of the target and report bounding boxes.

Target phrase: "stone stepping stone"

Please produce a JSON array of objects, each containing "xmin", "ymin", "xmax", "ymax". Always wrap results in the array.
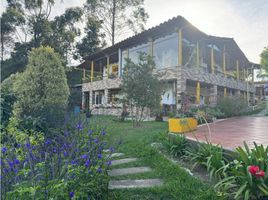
[
  {"xmin": 111, "ymin": 158, "xmax": 137, "ymax": 166},
  {"xmin": 108, "ymin": 167, "xmax": 152, "ymax": 177},
  {"xmin": 108, "ymin": 179, "xmax": 163, "ymax": 189},
  {"xmin": 109, "ymin": 153, "xmax": 125, "ymax": 158}
]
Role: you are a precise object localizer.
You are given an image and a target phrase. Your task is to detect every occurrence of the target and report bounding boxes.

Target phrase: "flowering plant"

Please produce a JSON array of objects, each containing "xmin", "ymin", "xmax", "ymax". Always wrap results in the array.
[
  {"xmin": 215, "ymin": 142, "xmax": 268, "ymax": 200},
  {"xmin": 1, "ymin": 114, "xmax": 113, "ymax": 199}
]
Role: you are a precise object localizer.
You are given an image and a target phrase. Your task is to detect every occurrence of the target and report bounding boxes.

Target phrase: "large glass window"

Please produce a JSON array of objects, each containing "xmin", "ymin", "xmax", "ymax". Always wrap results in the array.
[
  {"xmin": 153, "ymin": 33, "xmax": 178, "ymax": 68},
  {"xmin": 129, "ymin": 43, "xmax": 149, "ymax": 64}
]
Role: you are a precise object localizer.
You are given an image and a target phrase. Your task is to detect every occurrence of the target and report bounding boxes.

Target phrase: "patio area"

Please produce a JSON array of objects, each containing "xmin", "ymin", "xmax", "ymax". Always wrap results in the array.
[{"xmin": 185, "ymin": 116, "xmax": 268, "ymax": 150}]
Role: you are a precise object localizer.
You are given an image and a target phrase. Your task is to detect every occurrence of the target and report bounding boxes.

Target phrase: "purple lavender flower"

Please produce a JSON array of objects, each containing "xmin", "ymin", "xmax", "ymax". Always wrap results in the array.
[
  {"xmin": 107, "ymin": 160, "xmax": 112, "ymax": 166},
  {"xmin": 8, "ymin": 161, "xmax": 14, "ymax": 168},
  {"xmin": 76, "ymin": 122, "xmax": 83, "ymax": 131},
  {"xmin": 109, "ymin": 147, "xmax": 115, "ymax": 153},
  {"xmin": 14, "ymin": 158, "xmax": 20, "ymax": 165},
  {"xmin": 25, "ymin": 143, "xmax": 31, "ymax": 149},
  {"xmin": 71, "ymin": 160, "xmax": 76, "ymax": 165},
  {"xmin": 97, "ymin": 167, "xmax": 102, "ymax": 173},
  {"xmin": 63, "ymin": 151, "xmax": 68, "ymax": 157},
  {"xmin": 45, "ymin": 139, "xmax": 51, "ymax": 145},
  {"xmin": 101, "ymin": 130, "xmax": 106, "ymax": 136},
  {"xmin": 98, "ymin": 154, "xmax": 102, "ymax": 159},
  {"xmin": 94, "ymin": 139, "xmax": 99, "ymax": 144},
  {"xmin": 69, "ymin": 191, "xmax": 75, "ymax": 198},
  {"xmin": 81, "ymin": 154, "xmax": 87, "ymax": 159},
  {"xmin": 2, "ymin": 147, "xmax": 7, "ymax": 153},
  {"xmin": 85, "ymin": 159, "xmax": 91, "ymax": 167}
]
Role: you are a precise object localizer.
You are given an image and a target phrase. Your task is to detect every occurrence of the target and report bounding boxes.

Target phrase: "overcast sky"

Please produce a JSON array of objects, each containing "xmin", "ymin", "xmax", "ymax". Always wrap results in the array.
[{"xmin": 2, "ymin": 0, "xmax": 268, "ymax": 63}]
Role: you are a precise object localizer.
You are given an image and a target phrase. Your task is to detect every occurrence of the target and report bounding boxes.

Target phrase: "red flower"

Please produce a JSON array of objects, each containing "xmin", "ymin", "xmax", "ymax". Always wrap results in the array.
[
  {"xmin": 248, "ymin": 165, "xmax": 265, "ymax": 178},
  {"xmin": 255, "ymin": 170, "xmax": 265, "ymax": 178},
  {"xmin": 248, "ymin": 165, "xmax": 260, "ymax": 176}
]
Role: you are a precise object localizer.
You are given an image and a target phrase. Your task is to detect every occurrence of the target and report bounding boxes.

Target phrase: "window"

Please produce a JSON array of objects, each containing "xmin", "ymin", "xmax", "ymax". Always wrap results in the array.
[
  {"xmin": 153, "ymin": 33, "xmax": 178, "ymax": 68},
  {"xmin": 129, "ymin": 43, "xmax": 149, "ymax": 64}
]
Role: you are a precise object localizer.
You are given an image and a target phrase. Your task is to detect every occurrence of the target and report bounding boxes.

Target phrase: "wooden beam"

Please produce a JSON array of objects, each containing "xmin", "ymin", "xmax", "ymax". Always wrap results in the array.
[
  {"xmin": 236, "ymin": 60, "xmax": 239, "ymax": 80},
  {"xmin": 211, "ymin": 45, "xmax": 214, "ymax": 74},
  {"xmin": 196, "ymin": 81, "xmax": 200, "ymax": 104},
  {"xmin": 178, "ymin": 29, "xmax": 182, "ymax": 66},
  {"xmin": 223, "ymin": 46, "xmax": 226, "ymax": 77},
  {"xmin": 90, "ymin": 61, "xmax": 94, "ymax": 82},
  {"xmin": 196, "ymin": 42, "xmax": 200, "ymax": 67}
]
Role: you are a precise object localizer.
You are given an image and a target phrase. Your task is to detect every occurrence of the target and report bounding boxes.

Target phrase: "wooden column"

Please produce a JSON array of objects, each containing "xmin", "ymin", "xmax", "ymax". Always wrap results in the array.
[
  {"xmin": 236, "ymin": 60, "xmax": 239, "ymax": 80},
  {"xmin": 83, "ymin": 66, "xmax": 86, "ymax": 81},
  {"xmin": 196, "ymin": 42, "xmax": 200, "ymax": 67},
  {"xmin": 178, "ymin": 29, "xmax": 183, "ymax": 66},
  {"xmin": 211, "ymin": 45, "xmax": 214, "ymax": 74},
  {"xmin": 196, "ymin": 81, "xmax": 200, "ymax": 104},
  {"xmin": 106, "ymin": 56, "xmax": 110, "ymax": 79},
  {"xmin": 149, "ymin": 38, "xmax": 153, "ymax": 56},
  {"xmin": 224, "ymin": 87, "xmax": 227, "ymax": 97},
  {"xmin": 223, "ymin": 46, "xmax": 226, "ymax": 77},
  {"xmin": 90, "ymin": 61, "xmax": 94, "ymax": 82}
]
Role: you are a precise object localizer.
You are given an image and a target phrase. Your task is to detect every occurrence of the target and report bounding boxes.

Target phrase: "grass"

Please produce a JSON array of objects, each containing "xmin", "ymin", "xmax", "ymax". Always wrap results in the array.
[{"xmin": 102, "ymin": 116, "xmax": 218, "ymax": 200}]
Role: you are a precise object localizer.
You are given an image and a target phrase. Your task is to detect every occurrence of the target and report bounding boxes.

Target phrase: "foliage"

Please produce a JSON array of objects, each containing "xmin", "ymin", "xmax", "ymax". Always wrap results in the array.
[
  {"xmin": 121, "ymin": 53, "xmax": 162, "ymax": 127},
  {"xmin": 162, "ymin": 133, "xmax": 187, "ymax": 157},
  {"xmin": 1, "ymin": 114, "xmax": 112, "ymax": 199},
  {"xmin": 76, "ymin": 17, "xmax": 105, "ymax": 60},
  {"xmin": 215, "ymin": 142, "xmax": 268, "ymax": 200},
  {"xmin": 217, "ymin": 96, "xmax": 248, "ymax": 117},
  {"xmin": 85, "ymin": 0, "xmax": 149, "ymax": 45},
  {"xmin": 1, "ymin": 1, "xmax": 83, "ymax": 80},
  {"xmin": 13, "ymin": 46, "xmax": 70, "ymax": 130},
  {"xmin": 0, "ymin": 73, "xmax": 20, "ymax": 128},
  {"xmin": 260, "ymin": 46, "xmax": 268, "ymax": 76},
  {"xmin": 185, "ymin": 141, "xmax": 227, "ymax": 180}
]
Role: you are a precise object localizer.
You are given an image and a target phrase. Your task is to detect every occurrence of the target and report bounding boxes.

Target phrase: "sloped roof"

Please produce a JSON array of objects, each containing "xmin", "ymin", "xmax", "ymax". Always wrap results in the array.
[{"xmin": 79, "ymin": 15, "xmax": 250, "ymax": 69}]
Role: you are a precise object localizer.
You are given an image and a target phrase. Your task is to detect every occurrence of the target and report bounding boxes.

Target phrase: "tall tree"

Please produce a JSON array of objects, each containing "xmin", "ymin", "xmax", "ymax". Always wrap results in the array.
[
  {"xmin": 13, "ymin": 46, "xmax": 70, "ymax": 129},
  {"xmin": 0, "ymin": 7, "xmax": 24, "ymax": 61},
  {"xmin": 260, "ymin": 46, "xmax": 268, "ymax": 76},
  {"xmin": 76, "ymin": 17, "xmax": 105, "ymax": 60},
  {"xmin": 121, "ymin": 53, "xmax": 162, "ymax": 127},
  {"xmin": 85, "ymin": 0, "xmax": 149, "ymax": 46}
]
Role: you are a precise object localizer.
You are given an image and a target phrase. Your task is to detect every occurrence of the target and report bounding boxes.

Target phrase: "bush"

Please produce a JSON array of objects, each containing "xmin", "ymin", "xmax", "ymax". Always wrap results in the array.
[
  {"xmin": 217, "ymin": 96, "xmax": 247, "ymax": 117},
  {"xmin": 13, "ymin": 46, "xmax": 70, "ymax": 129},
  {"xmin": 185, "ymin": 141, "xmax": 227, "ymax": 179},
  {"xmin": 215, "ymin": 142, "xmax": 268, "ymax": 200},
  {"xmin": 162, "ymin": 133, "xmax": 187, "ymax": 157},
  {"xmin": 1, "ymin": 115, "xmax": 113, "ymax": 199}
]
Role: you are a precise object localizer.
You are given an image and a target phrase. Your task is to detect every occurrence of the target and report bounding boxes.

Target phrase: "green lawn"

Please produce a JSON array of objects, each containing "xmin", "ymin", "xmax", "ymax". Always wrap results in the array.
[{"xmin": 103, "ymin": 116, "xmax": 217, "ymax": 200}]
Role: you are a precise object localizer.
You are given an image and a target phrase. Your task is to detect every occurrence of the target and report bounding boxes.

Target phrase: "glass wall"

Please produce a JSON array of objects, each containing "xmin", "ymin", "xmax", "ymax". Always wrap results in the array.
[
  {"xmin": 153, "ymin": 32, "xmax": 178, "ymax": 68},
  {"xmin": 128, "ymin": 43, "xmax": 149, "ymax": 64}
]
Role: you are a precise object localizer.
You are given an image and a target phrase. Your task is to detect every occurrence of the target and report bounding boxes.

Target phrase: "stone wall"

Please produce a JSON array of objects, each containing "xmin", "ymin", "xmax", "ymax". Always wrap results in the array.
[{"xmin": 182, "ymin": 67, "xmax": 255, "ymax": 92}]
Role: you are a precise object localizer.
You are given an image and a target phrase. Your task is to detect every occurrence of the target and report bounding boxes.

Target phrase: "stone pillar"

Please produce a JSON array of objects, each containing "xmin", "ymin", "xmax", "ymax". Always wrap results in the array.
[
  {"xmin": 82, "ymin": 92, "xmax": 85, "ymax": 110},
  {"xmin": 209, "ymin": 85, "xmax": 217, "ymax": 105},
  {"xmin": 89, "ymin": 91, "xmax": 93, "ymax": 108},
  {"xmin": 176, "ymin": 67, "xmax": 186, "ymax": 111},
  {"xmin": 104, "ymin": 89, "xmax": 109, "ymax": 105}
]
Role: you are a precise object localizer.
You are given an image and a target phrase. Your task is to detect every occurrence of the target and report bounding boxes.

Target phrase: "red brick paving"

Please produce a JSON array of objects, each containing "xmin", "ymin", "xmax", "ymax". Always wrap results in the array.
[{"xmin": 185, "ymin": 117, "xmax": 268, "ymax": 150}]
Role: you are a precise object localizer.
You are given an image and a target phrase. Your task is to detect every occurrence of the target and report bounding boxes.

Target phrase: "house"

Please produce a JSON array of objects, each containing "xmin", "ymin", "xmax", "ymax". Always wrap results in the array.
[{"xmin": 77, "ymin": 15, "xmax": 256, "ymax": 116}]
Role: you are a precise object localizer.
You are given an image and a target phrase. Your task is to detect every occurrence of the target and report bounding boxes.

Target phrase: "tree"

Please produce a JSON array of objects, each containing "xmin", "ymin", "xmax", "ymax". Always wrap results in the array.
[
  {"xmin": 260, "ymin": 46, "xmax": 268, "ymax": 76},
  {"xmin": 76, "ymin": 17, "xmax": 105, "ymax": 60},
  {"xmin": 121, "ymin": 53, "xmax": 162, "ymax": 127},
  {"xmin": 85, "ymin": 0, "xmax": 149, "ymax": 45},
  {"xmin": 13, "ymin": 46, "xmax": 70, "ymax": 129}
]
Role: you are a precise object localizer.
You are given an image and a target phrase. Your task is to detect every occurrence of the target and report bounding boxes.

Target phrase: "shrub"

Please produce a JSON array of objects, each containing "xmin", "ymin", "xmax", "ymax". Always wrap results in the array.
[
  {"xmin": 185, "ymin": 141, "xmax": 227, "ymax": 179},
  {"xmin": 1, "ymin": 115, "xmax": 113, "ymax": 199},
  {"xmin": 215, "ymin": 142, "xmax": 268, "ymax": 200},
  {"xmin": 217, "ymin": 96, "xmax": 247, "ymax": 117},
  {"xmin": 162, "ymin": 133, "xmax": 187, "ymax": 157},
  {"xmin": 13, "ymin": 46, "xmax": 70, "ymax": 129}
]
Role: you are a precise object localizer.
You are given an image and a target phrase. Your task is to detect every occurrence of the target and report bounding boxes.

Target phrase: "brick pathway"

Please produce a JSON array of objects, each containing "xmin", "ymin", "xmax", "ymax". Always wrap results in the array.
[{"xmin": 185, "ymin": 117, "xmax": 268, "ymax": 150}]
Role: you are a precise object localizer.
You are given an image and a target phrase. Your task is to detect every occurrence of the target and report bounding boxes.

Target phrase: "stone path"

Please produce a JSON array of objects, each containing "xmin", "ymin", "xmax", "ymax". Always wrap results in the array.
[{"xmin": 107, "ymin": 152, "xmax": 164, "ymax": 190}]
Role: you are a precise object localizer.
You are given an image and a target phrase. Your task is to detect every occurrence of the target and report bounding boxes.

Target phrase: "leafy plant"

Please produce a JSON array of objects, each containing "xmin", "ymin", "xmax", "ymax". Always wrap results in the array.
[
  {"xmin": 215, "ymin": 142, "xmax": 268, "ymax": 200},
  {"xmin": 1, "ymin": 114, "xmax": 113, "ymax": 199},
  {"xmin": 162, "ymin": 133, "xmax": 187, "ymax": 157},
  {"xmin": 185, "ymin": 141, "xmax": 227, "ymax": 179}
]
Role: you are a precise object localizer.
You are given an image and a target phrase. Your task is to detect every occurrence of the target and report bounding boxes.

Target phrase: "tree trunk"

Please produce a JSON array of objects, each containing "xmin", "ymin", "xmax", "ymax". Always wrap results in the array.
[{"xmin": 111, "ymin": 0, "xmax": 116, "ymax": 46}]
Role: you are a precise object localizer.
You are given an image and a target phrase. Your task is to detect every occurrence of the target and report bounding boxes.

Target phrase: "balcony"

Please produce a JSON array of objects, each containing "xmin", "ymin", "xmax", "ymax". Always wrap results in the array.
[{"xmin": 182, "ymin": 66, "xmax": 255, "ymax": 92}]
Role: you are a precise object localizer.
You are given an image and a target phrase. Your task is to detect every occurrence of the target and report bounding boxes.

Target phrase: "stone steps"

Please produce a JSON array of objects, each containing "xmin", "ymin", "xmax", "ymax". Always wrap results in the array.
[
  {"xmin": 110, "ymin": 158, "xmax": 138, "ymax": 166},
  {"xmin": 108, "ymin": 167, "xmax": 152, "ymax": 177},
  {"xmin": 108, "ymin": 179, "xmax": 164, "ymax": 189}
]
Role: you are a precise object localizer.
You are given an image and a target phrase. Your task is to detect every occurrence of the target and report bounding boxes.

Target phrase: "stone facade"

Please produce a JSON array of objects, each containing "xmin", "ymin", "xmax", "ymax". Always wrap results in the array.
[{"xmin": 82, "ymin": 65, "xmax": 255, "ymax": 116}]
